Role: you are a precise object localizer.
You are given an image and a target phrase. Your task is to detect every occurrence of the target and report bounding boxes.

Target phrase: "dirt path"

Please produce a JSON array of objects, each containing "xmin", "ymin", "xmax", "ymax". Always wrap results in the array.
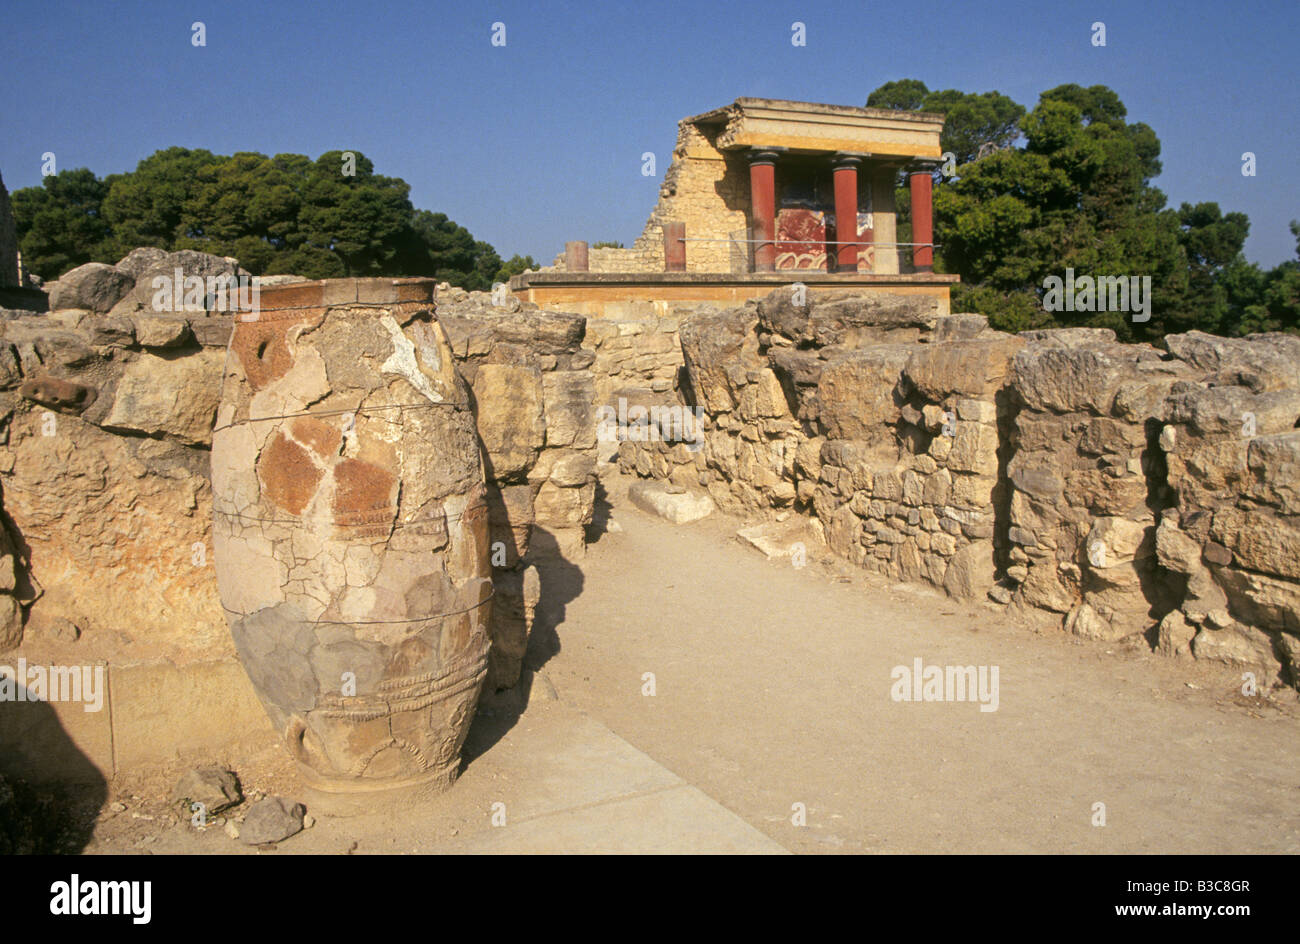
[{"xmin": 537, "ymin": 473, "xmax": 1300, "ymax": 854}]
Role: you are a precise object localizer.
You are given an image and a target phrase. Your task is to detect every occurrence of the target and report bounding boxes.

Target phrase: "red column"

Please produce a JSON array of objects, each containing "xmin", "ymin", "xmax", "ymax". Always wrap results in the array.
[
  {"xmin": 662, "ymin": 222, "xmax": 685, "ymax": 272},
  {"xmin": 908, "ymin": 170, "xmax": 934, "ymax": 272},
  {"xmin": 832, "ymin": 155, "xmax": 861, "ymax": 273},
  {"xmin": 748, "ymin": 150, "xmax": 779, "ymax": 272},
  {"xmin": 565, "ymin": 240, "xmax": 589, "ymax": 272}
]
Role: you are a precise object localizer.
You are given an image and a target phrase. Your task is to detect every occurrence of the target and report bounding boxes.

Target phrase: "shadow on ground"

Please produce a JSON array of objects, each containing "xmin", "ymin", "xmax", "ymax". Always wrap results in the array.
[
  {"xmin": 462, "ymin": 523, "xmax": 588, "ymax": 769},
  {"xmin": 0, "ymin": 684, "xmax": 107, "ymax": 853}
]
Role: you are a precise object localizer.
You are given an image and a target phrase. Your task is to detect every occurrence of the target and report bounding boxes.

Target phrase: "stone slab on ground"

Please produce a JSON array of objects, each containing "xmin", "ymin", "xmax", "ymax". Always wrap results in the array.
[
  {"xmin": 90, "ymin": 696, "xmax": 787, "ymax": 855},
  {"xmin": 628, "ymin": 480, "xmax": 715, "ymax": 524},
  {"xmin": 736, "ymin": 518, "xmax": 825, "ymax": 562}
]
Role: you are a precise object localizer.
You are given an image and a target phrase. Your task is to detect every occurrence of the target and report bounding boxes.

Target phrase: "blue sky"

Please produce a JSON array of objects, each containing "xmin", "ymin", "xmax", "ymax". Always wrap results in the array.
[{"xmin": 3, "ymin": 0, "xmax": 1297, "ymax": 266}]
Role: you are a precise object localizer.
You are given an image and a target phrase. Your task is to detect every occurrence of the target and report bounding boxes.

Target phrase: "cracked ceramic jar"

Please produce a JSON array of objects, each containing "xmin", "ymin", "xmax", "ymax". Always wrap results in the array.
[{"xmin": 211, "ymin": 277, "xmax": 492, "ymax": 798}]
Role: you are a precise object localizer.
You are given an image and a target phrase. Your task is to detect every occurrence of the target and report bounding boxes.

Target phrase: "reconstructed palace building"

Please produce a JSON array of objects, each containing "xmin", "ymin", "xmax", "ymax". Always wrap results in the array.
[{"xmin": 512, "ymin": 97, "xmax": 957, "ymax": 316}]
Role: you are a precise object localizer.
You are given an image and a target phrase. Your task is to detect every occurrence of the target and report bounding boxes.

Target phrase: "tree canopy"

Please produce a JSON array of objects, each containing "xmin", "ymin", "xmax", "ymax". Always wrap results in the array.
[
  {"xmin": 868, "ymin": 79, "xmax": 1298, "ymax": 339},
  {"xmin": 12, "ymin": 148, "xmax": 505, "ymax": 290},
  {"xmin": 869, "ymin": 79, "xmax": 1025, "ymax": 165}
]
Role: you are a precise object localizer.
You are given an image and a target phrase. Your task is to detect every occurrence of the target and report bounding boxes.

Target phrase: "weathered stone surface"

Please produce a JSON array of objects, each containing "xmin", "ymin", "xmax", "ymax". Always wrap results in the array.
[
  {"xmin": 1164, "ymin": 330, "xmax": 1300, "ymax": 393},
  {"xmin": 758, "ymin": 288, "xmax": 940, "ymax": 347},
  {"xmin": 46, "ymin": 262, "xmax": 132, "ymax": 314},
  {"xmin": 0, "ymin": 411, "xmax": 222, "ymax": 662},
  {"xmin": 1011, "ymin": 343, "xmax": 1166, "ymax": 415},
  {"xmin": 543, "ymin": 370, "xmax": 596, "ymax": 449},
  {"xmin": 239, "ymin": 796, "xmax": 305, "ymax": 845},
  {"xmin": 1191, "ymin": 623, "xmax": 1280, "ymax": 681},
  {"xmin": 132, "ymin": 315, "xmax": 191, "ymax": 348},
  {"xmin": 1018, "ymin": 327, "xmax": 1116, "ymax": 347},
  {"xmin": 817, "ymin": 346, "xmax": 911, "ymax": 440},
  {"xmin": 736, "ymin": 518, "xmax": 823, "ymax": 561},
  {"xmin": 1065, "ymin": 601, "xmax": 1130, "ymax": 641},
  {"xmin": 1157, "ymin": 610, "xmax": 1195, "ymax": 657},
  {"xmin": 104, "ymin": 349, "xmax": 223, "ymax": 446},
  {"xmin": 738, "ymin": 368, "xmax": 791, "ymax": 420},
  {"xmin": 1155, "ymin": 519, "xmax": 1201, "ymax": 574},
  {"xmin": 1165, "ymin": 385, "xmax": 1300, "ymax": 438},
  {"xmin": 440, "ymin": 306, "xmax": 585, "ymax": 358},
  {"xmin": 485, "ymin": 564, "xmax": 541, "ymax": 690},
  {"xmin": 947, "ymin": 422, "xmax": 1000, "ymax": 475},
  {"xmin": 0, "ymin": 596, "xmax": 22, "ymax": 651},
  {"xmin": 1209, "ymin": 506, "xmax": 1300, "ymax": 581},
  {"xmin": 544, "ymin": 453, "xmax": 592, "ymax": 489},
  {"xmin": 932, "ymin": 313, "xmax": 989, "ymax": 341},
  {"xmin": 113, "ymin": 247, "xmax": 170, "ymax": 280},
  {"xmin": 533, "ymin": 480, "xmax": 595, "ymax": 529},
  {"xmin": 18, "ymin": 375, "xmax": 97, "ymax": 413},
  {"xmin": 904, "ymin": 336, "xmax": 1024, "ymax": 400},
  {"xmin": 1210, "ymin": 568, "xmax": 1300, "ymax": 635},
  {"xmin": 629, "ymin": 480, "xmax": 714, "ymax": 523},
  {"xmin": 471, "ymin": 364, "xmax": 545, "ymax": 479},
  {"xmin": 679, "ymin": 305, "xmax": 760, "ymax": 413},
  {"xmin": 942, "ymin": 540, "xmax": 995, "ymax": 600},
  {"xmin": 107, "ymin": 250, "xmax": 249, "ymax": 318},
  {"xmin": 1246, "ymin": 432, "xmax": 1300, "ymax": 514},
  {"xmin": 172, "ymin": 767, "xmax": 242, "ymax": 814}
]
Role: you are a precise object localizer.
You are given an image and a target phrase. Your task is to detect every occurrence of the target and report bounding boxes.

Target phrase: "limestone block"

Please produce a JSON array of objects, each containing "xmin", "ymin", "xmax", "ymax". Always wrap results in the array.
[
  {"xmin": 628, "ymin": 481, "xmax": 714, "ymax": 524},
  {"xmin": 904, "ymin": 336, "xmax": 1024, "ymax": 400},
  {"xmin": 942, "ymin": 539, "xmax": 995, "ymax": 600},
  {"xmin": 46, "ymin": 262, "xmax": 132, "ymax": 314},
  {"xmin": 946, "ymin": 422, "xmax": 999, "ymax": 475},
  {"xmin": 104, "ymin": 349, "xmax": 224, "ymax": 446},
  {"xmin": 1192, "ymin": 623, "xmax": 1280, "ymax": 685},
  {"xmin": 816, "ymin": 346, "xmax": 911, "ymax": 440},
  {"xmin": 473, "ymin": 363, "xmax": 545, "ymax": 479}
]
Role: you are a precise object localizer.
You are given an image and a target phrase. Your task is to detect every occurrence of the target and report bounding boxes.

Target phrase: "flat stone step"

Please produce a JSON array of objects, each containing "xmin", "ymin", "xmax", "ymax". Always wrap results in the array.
[{"xmin": 628, "ymin": 481, "xmax": 715, "ymax": 524}]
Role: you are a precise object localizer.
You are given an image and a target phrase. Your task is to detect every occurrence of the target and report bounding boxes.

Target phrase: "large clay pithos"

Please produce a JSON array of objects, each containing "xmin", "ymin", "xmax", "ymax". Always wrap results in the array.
[{"xmin": 211, "ymin": 278, "xmax": 492, "ymax": 796}]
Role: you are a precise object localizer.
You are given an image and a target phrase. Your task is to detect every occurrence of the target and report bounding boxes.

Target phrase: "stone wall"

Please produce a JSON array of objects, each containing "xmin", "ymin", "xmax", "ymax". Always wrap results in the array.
[
  {"xmin": 0, "ymin": 253, "xmax": 597, "ymax": 694},
  {"xmin": 617, "ymin": 288, "xmax": 1300, "ymax": 690}
]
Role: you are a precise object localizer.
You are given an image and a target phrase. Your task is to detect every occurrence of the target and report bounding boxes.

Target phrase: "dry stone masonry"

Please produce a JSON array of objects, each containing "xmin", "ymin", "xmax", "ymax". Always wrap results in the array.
[{"xmin": 619, "ymin": 288, "xmax": 1300, "ymax": 690}]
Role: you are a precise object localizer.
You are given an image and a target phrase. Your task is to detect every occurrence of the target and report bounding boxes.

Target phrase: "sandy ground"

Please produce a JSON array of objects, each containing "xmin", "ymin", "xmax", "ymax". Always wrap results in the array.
[
  {"xmin": 538, "ymin": 473, "xmax": 1300, "ymax": 854},
  {"xmin": 73, "ymin": 467, "xmax": 1300, "ymax": 855}
]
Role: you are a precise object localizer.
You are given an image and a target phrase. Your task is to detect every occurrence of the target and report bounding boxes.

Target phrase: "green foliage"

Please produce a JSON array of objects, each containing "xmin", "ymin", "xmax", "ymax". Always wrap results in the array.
[
  {"xmin": 495, "ymin": 254, "xmax": 538, "ymax": 283},
  {"xmin": 930, "ymin": 85, "xmax": 1195, "ymax": 340},
  {"xmin": 950, "ymin": 284, "xmax": 1050, "ymax": 333},
  {"xmin": 12, "ymin": 148, "xmax": 505, "ymax": 287},
  {"xmin": 870, "ymin": 77, "xmax": 1295, "ymax": 341},
  {"xmin": 591, "ymin": 240, "xmax": 624, "ymax": 249},
  {"xmin": 867, "ymin": 79, "xmax": 1025, "ymax": 165},
  {"xmin": 1223, "ymin": 222, "xmax": 1299, "ymax": 335},
  {"xmin": 921, "ymin": 89, "xmax": 1025, "ymax": 165},
  {"xmin": 867, "ymin": 79, "xmax": 930, "ymax": 111},
  {"xmin": 398, "ymin": 210, "xmax": 501, "ymax": 290},
  {"xmin": 9, "ymin": 168, "xmax": 115, "ymax": 277}
]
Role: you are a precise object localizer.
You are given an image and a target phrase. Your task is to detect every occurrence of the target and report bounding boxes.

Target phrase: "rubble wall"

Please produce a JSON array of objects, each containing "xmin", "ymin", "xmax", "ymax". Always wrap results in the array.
[{"xmin": 617, "ymin": 288, "xmax": 1300, "ymax": 689}]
